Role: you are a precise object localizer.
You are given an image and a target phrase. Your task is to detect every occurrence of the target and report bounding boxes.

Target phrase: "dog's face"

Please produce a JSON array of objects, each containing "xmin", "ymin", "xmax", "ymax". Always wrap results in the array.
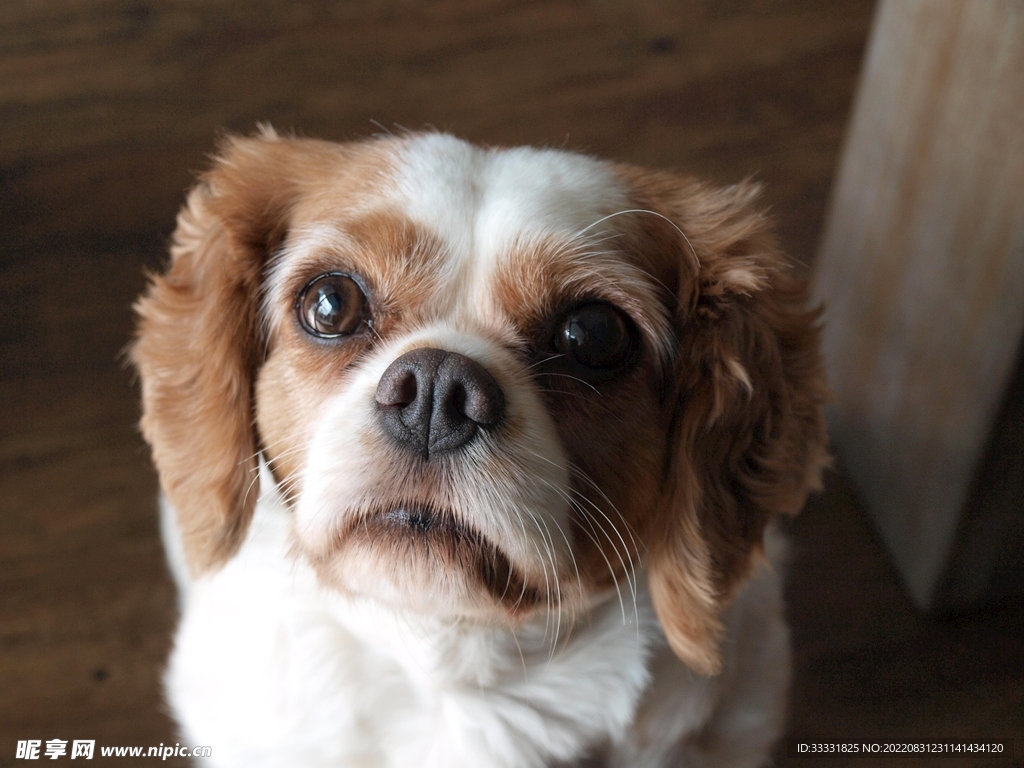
[{"xmin": 132, "ymin": 131, "xmax": 827, "ymax": 674}]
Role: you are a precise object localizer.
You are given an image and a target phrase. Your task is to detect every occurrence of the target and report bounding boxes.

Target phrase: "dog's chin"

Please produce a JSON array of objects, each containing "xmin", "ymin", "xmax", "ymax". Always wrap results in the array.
[{"xmin": 304, "ymin": 505, "xmax": 546, "ymax": 621}]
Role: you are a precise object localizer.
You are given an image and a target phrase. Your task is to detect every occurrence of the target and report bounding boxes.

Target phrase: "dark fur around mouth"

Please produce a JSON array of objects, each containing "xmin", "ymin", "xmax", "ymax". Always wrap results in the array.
[{"xmin": 351, "ymin": 506, "xmax": 543, "ymax": 613}]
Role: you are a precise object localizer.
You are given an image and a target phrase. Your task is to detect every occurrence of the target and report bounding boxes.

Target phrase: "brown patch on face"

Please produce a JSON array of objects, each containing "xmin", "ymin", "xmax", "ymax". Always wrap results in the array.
[
  {"xmin": 491, "ymin": 234, "xmax": 676, "ymax": 364},
  {"xmin": 266, "ymin": 212, "xmax": 453, "ymax": 338},
  {"xmin": 256, "ymin": 213, "xmax": 449, "ymax": 498},
  {"xmin": 131, "ymin": 131, "xmax": 403, "ymax": 576},
  {"xmin": 612, "ymin": 165, "xmax": 830, "ymax": 675},
  {"xmin": 488, "ymin": 236, "xmax": 674, "ymax": 600}
]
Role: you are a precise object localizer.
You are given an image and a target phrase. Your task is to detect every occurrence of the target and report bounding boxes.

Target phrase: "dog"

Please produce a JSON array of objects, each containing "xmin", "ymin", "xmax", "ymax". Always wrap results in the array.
[{"xmin": 131, "ymin": 128, "xmax": 828, "ymax": 767}]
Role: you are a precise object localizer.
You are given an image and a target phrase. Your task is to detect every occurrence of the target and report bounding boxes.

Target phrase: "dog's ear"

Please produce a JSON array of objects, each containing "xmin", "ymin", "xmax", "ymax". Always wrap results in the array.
[
  {"xmin": 131, "ymin": 130, "xmax": 306, "ymax": 576},
  {"xmin": 624, "ymin": 171, "xmax": 829, "ymax": 675}
]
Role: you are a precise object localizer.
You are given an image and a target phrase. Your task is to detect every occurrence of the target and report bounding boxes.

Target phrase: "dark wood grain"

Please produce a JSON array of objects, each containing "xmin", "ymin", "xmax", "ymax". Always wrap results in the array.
[
  {"xmin": 2, "ymin": 1, "xmax": 1021, "ymax": 766},
  {"xmin": 0, "ymin": 0, "xmax": 872, "ymax": 263}
]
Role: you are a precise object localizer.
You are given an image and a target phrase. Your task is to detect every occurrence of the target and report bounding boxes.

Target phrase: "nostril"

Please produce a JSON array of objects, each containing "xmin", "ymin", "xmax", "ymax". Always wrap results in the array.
[
  {"xmin": 449, "ymin": 383, "xmax": 466, "ymax": 415},
  {"xmin": 375, "ymin": 369, "xmax": 418, "ymax": 408},
  {"xmin": 396, "ymin": 372, "xmax": 418, "ymax": 407},
  {"xmin": 462, "ymin": 378, "xmax": 503, "ymax": 426},
  {"xmin": 436, "ymin": 355, "xmax": 505, "ymax": 428}
]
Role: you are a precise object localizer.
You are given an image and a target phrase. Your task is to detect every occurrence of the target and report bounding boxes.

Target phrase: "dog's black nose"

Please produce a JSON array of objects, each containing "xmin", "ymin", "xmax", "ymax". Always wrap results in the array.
[{"xmin": 374, "ymin": 348, "xmax": 505, "ymax": 458}]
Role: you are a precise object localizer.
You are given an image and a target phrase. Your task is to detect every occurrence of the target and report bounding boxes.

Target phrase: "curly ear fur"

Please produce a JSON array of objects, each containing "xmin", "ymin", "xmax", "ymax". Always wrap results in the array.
[
  {"xmin": 626, "ymin": 171, "xmax": 829, "ymax": 675},
  {"xmin": 131, "ymin": 131, "xmax": 305, "ymax": 575}
]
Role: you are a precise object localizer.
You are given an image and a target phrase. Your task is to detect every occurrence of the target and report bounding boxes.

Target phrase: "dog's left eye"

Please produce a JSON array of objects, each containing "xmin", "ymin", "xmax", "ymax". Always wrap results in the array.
[
  {"xmin": 554, "ymin": 302, "xmax": 636, "ymax": 371},
  {"xmin": 297, "ymin": 273, "xmax": 368, "ymax": 338}
]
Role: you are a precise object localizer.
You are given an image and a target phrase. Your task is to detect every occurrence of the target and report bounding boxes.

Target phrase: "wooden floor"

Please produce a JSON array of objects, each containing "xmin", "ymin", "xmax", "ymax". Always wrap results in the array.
[{"xmin": 1, "ymin": 1, "xmax": 1021, "ymax": 766}]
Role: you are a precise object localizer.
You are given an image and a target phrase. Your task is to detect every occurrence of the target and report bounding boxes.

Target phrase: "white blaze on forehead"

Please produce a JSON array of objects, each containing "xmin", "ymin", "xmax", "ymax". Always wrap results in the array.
[{"xmin": 392, "ymin": 134, "xmax": 631, "ymax": 280}]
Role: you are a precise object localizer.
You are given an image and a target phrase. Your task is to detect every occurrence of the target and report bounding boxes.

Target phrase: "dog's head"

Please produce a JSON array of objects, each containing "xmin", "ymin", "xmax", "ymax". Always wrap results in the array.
[{"xmin": 132, "ymin": 130, "xmax": 827, "ymax": 675}]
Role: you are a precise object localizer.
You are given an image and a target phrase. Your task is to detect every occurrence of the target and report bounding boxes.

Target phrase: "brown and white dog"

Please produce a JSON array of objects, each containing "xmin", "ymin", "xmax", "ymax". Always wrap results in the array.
[{"xmin": 131, "ymin": 129, "xmax": 828, "ymax": 768}]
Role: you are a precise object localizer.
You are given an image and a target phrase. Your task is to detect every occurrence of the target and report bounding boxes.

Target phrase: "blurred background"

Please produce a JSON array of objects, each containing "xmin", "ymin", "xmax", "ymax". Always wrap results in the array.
[{"xmin": 1, "ymin": 1, "xmax": 1021, "ymax": 766}]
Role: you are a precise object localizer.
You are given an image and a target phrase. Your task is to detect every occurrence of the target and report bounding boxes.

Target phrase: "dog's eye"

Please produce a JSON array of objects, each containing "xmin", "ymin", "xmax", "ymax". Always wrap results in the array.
[
  {"xmin": 554, "ymin": 302, "xmax": 635, "ymax": 370},
  {"xmin": 297, "ymin": 273, "xmax": 368, "ymax": 338}
]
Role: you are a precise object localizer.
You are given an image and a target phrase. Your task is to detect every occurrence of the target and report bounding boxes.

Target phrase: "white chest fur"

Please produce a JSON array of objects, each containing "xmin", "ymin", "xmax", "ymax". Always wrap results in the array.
[{"xmin": 161, "ymin": 473, "xmax": 789, "ymax": 768}]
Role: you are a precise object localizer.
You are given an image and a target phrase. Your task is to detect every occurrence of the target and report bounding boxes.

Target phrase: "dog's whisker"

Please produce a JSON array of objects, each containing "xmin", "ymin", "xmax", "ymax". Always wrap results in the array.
[
  {"xmin": 523, "ymin": 461, "xmax": 630, "ymax": 626},
  {"xmin": 516, "ymin": 505, "xmax": 555, "ymax": 642},
  {"xmin": 563, "ymin": 458, "xmax": 643, "ymax": 552},
  {"xmin": 532, "ymin": 385, "xmax": 624, "ymax": 421},
  {"xmin": 572, "ymin": 208, "xmax": 700, "ymax": 273},
  {"xmin": 569, "ymin": 489, "xmax": 641, "ymax": 631},
  {"xmin": 523, "ymin": 447, "xmax": 640, "ymax": 627},
  {"xmin": 531, "ymin": 511, "xmax": 564, "ymax": 658},
  {"xmin": 523, "ymin": 353, "xmax": 566, "ymax": 371},
  {"xmin": 489, "ymin": 489, "xmax": 537, "ymax": 612},
  {"xmin": 533, "ymin": 372, "xmax": 601, "ymax": 394},
  {"xmin": 241, "ymin": 467, "xmax": 261, "ymax": 510},
  {"xmin": 526, "ymin": 446, "xmax": 639, "ymax": 572},
  {"xmin": 567, "ymin": 495, "xmax": 629, "ymax": 626},
  {"xmin": 564, "ymin": 460, "xmax": 645, "ymax": 601}
]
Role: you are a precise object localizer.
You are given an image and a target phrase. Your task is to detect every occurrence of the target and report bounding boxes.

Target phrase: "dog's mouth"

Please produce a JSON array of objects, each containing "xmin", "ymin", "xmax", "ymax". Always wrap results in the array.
[
  {"xmin": 331, "ymin": 504, "xmax": 544, "ymax": 615},
  {"xmin": 377, "ymin": 506, "xmax": 455, "ymax": 534}
]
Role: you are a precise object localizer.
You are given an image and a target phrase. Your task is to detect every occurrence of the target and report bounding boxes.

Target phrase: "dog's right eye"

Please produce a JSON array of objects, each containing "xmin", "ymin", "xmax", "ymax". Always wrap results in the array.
[
  {"xmin": 296, "ymin": 273, "xmax": 368, "ymax": 338},
  {"xmin": 553, "ymin": 302, "xmax": 637, "ymax": 372}
]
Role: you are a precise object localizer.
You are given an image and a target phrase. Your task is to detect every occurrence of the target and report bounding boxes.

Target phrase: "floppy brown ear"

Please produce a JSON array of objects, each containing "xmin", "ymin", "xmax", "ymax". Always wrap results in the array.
[
  {"xmin": 131, "ymin": 131, "xmax": 306, "ymax": 575},
  {"xmin": 626, "ymin": 172, "xmax": 829, "ymax": 674}
]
